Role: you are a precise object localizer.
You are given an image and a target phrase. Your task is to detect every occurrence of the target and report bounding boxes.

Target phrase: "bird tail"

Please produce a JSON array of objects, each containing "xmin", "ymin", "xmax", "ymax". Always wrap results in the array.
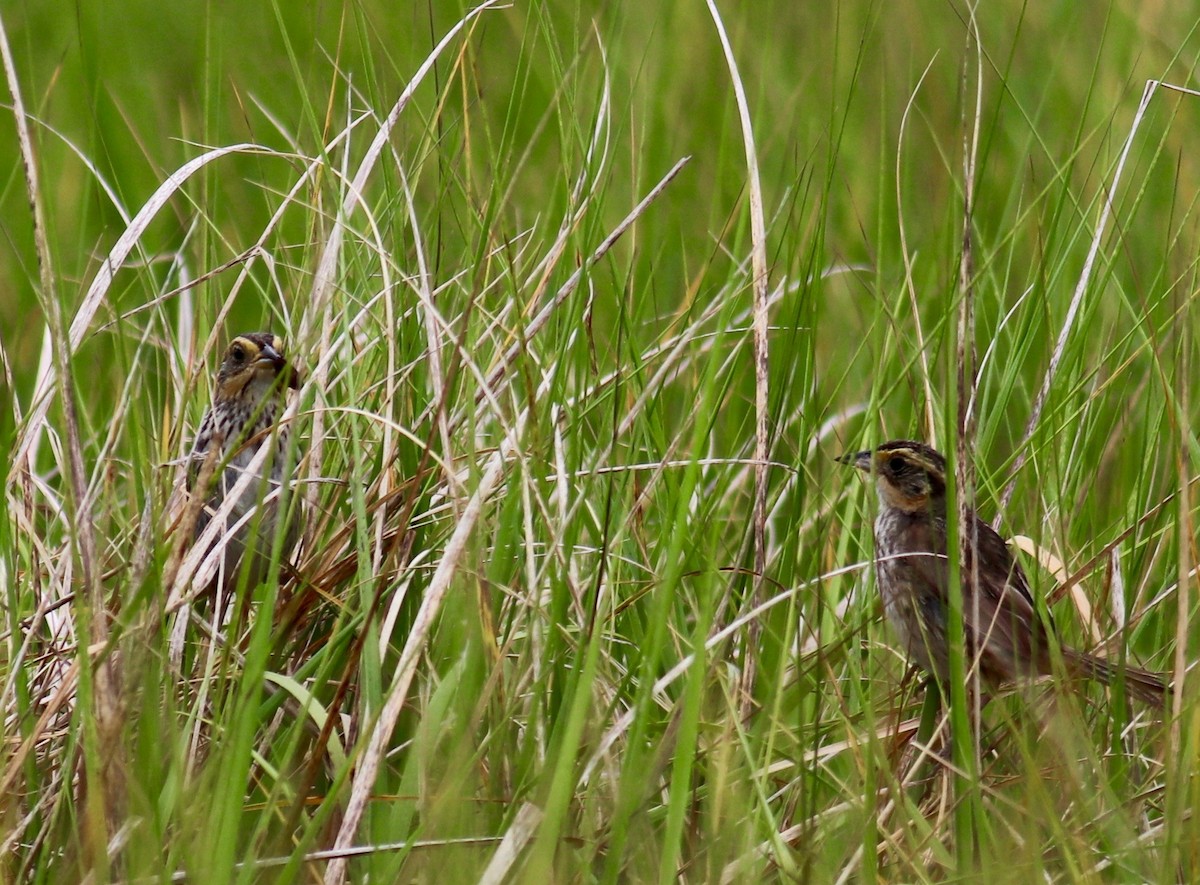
[{"xmin": 1064, "ymin": 649, "xmax": 1168, "ymax": 707}]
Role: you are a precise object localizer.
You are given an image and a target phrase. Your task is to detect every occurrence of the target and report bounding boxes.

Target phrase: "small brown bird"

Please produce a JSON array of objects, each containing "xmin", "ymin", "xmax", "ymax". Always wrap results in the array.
[
  {"xmin": 841, "ymin": 440, "xmax": 1165, "ymax": 706},
  {"xmin": 189, "ymin": 332, "xmax": 302, "ymax": 592}
]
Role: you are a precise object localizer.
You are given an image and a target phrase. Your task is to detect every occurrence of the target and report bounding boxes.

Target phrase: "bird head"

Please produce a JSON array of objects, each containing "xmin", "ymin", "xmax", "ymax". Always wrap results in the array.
[
  {"xmin": 215, "ymin": 332, "xmax": 301, "ymax": 404},
  {"xmin": 839, "ymin": 440, "xmax": 947, "ymax": 513}
]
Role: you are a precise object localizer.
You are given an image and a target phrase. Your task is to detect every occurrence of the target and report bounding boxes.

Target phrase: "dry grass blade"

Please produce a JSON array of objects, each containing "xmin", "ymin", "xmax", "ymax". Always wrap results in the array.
[
  {"xmin": 897, "ymin": 58, "xmax": 940, "ymax": 441},
  {"xmin": 297, "ymin": 2, "xmax": 503, "ymax": 554},
  {"xmin": 12, "ymin": 142, "xmax": 283, "ymax": 470},
  {"xmin": 951, "ymin": 7, "xmax": 984, "ymax": 810},
  {"xmin": 580, "ymin": 561, "xmax": 868, "ymax": 785},
  {"xmin": 299, "ymin": 0, "xmax": 508, "ymax": 354},
  {"xmin": 399, "ymin": 162, "xmax": 455, "ymax": 500},
  {"xmin": 0, "ymin": 12, "xmax": 54, "ymax": 307},
  {"xmin": 704, "ymin": 0, "xmax": 771, "ymax": 716},
  {"xmin": 324, "ymin": 415, "xmax": 524, "ymax": 884},
  {"xmin": 326, "ymin": 104, "xmax": 684, "ymax": 885},
  {"xmin": 466, "ymin": 153, "xmax": 691, "ymax": 428},
  {"xmin": 0, "ymin": 658, "xmax": 80, "ymax": 826},
  {"xmin": 0, "ymin": 8, "xmax": 122, "ymax": 863},
  {"xmin": 476, "ymin": 802, "xmax": 544, "ymax": 885},
  {"xmin": 1000, "ymin": 78, "xmax": 1165, "ymax": 516}
]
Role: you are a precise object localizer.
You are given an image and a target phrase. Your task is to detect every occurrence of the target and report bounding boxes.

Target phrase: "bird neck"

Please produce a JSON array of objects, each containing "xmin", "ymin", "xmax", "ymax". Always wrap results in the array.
[{"xmin": 877, "ymin": 484, "xmax": 947, "ymax": 520}]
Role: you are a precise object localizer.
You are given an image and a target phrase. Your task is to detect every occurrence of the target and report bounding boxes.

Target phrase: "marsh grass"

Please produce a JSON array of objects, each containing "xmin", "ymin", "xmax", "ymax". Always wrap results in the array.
[{"xmin": 1, "ymin": 1, "xmax": 1199, "ymax": 881}]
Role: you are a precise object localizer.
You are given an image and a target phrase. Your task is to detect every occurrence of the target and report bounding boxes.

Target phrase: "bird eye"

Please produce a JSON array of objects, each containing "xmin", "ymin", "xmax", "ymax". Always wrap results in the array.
[
  {"xmin": 888, "ymin": 455, "xmax": 906, "ymax": 473},
  {"xmin": 230, "ymin": 344, "xmax": 246, "ymax": 362}
]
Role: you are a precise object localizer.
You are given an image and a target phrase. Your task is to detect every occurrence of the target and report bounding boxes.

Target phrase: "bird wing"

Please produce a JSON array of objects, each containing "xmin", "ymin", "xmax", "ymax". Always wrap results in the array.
[
  {"xmin": 900, "ymin": 512, "xmax": 1055, "ymax": 679},
  {"xmin": 963, "ymin": 512, "xmax": 1058, "ymax": 675}
]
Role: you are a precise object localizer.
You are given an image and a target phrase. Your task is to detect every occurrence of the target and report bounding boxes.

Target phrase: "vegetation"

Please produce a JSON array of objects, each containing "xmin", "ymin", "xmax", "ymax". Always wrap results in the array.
[{"xmin": 2, "ymin": 1, "xmax": 1198, "ymax": 880}]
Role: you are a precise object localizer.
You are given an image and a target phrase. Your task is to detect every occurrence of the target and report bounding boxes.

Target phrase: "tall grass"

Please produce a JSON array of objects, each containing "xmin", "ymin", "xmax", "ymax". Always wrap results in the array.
[{"xmin": 2, "ymin": 1, "xmax": 1199, "ymax": 881}]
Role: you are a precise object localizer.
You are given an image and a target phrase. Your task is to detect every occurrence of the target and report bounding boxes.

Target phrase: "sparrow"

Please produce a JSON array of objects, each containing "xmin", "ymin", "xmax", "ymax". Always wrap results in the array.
[
  {"xmin": 188, "ymin": 332, "xmax": 301, "ymax": 593},
  {"xmin": 841, "ymin": 440, "xmax": 1165, "ymax": 705}
]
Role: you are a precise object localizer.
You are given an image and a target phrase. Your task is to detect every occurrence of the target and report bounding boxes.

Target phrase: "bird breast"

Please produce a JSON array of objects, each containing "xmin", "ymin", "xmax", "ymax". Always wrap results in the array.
[{"xmin": 873, "ymin": 506, "xmax": 950, "ymax": 677}]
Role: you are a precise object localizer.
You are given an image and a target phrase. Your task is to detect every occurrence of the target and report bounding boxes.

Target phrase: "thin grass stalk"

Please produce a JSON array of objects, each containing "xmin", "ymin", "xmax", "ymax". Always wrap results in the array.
[
  {"xmin": 703, "ymin": 0, "xmax": 772, "ymax": 721},
  {"xmin": 1000, "ymin": 78, "xmax": 1162, "ymax": 518}
]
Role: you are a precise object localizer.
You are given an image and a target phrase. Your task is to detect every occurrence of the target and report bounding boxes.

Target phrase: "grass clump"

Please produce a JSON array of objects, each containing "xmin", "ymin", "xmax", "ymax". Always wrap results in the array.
[{"xmin": 2, "ymin": 2, "xmax": 1199, "ymax": 881}]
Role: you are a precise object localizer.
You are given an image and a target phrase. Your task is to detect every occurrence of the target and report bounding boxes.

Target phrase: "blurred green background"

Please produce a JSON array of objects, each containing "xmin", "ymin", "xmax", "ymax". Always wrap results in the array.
[{"xmin": 3, "ymin": 0, "xmax": 1195, "ymax": 383}]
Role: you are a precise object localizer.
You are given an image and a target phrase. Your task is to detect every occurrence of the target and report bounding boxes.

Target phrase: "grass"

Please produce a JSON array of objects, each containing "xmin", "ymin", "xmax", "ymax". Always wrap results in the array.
[{"xmin": 2, "ymin": 0, "xmax": 1200, "ymax": 881}]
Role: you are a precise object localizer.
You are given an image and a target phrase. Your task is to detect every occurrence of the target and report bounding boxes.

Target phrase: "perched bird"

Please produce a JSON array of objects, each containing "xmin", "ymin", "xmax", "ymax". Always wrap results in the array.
[
  {"xmin": 189, "ymin": 332, "xmax": 302, "ymax": 593},
  {"xmin": 841, "ymin": 440, "xmax": 1165, "ymax": 706}
]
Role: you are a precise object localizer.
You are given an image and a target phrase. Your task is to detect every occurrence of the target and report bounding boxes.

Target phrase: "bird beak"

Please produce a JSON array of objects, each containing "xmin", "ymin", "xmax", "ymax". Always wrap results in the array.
[
  {"xmin": 257, "ymin": 344, "xmax": 285, "ymax": 371},
  {"xmin": 836, "ymin": 449, "xmax": 872, "ymax": 473},
  {"xmin": 256, "ymin": 344, "xmax": 301, "ymax": 389}
]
